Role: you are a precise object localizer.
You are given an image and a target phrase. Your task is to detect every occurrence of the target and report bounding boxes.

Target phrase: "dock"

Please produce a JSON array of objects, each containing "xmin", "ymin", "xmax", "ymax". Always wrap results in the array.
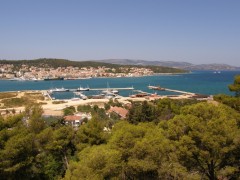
[
  {"xmin": 42, "ymin": 91, "xmax": 53, "ymax": 100},
  {"xmin": 164, "ymin": 88, "xmax": 195, "ymax": 95},
  {"xmin": 148, "ymin": 86, "xmax": 195, "ymax": 95},
  {"xmin": 89, "ymin": 87, "xmax": 134, "ymax": 91},
  {"xmin": 67, "ymin": 87, "xmax": 134, "ymax": 91},
  {"xmin": 133, "ymin": 90, "xmax": 151, "ymax": 95}
]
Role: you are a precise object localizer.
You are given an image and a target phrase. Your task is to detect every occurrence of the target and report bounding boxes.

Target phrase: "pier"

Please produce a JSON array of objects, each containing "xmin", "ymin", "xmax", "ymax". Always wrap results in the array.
[
  {"xmin": 148, "ymin": 85, "xmax": 195, "ymax": 95},
  {"xmin": 89, "ymin": 87, "xmax": 134, "ymax": 91},
  {"xmin": 66, "ymin": 87, "xmax": 134, "ymax": 91},
  {"xmin": 148, "ymin": 86, "xmax": 195, "ymax": 95},
  {"xmin": 42, "ymin": 91, "xmax": 53, "ymax": 100},
  {"xmin": 164, "ymin": 88, "xmax": 195, "ymax": 95},
  {"xmin": 133, "ymin": 90, "xmax": 151, "ymax": 95}
]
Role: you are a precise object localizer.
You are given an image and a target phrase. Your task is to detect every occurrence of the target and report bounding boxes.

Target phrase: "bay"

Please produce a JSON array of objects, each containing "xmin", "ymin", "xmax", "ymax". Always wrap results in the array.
[{"xmin": 0, "ymin": 71, "xmax": 239, "ymax": 99}]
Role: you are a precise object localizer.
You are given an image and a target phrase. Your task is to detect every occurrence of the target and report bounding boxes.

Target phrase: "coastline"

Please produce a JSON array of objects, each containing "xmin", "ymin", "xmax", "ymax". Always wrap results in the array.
[
  {"xmin": 0, "ymin": 72, "xmax": 188, "ymax": 81},
  {"xmin": 0, "ymin": 89, "xmax": 205, "ymax": 117}
]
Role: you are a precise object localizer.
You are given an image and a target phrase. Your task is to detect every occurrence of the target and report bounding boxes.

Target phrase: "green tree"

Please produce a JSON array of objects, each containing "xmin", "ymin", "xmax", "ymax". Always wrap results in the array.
[
  {"xmin": 127, "ymin": 101, "xmax": 158, "ymax": 124},
  {"xmin": 77, "ymin": 105, "xmax": 92, "ymax": 112},
  {"xmin": 0, "ymin": 128, "xmax": 35, "ymax": 179},
  {"xmin": 26, "ymin": 104, "xmax": 46, "ymax": 134},
  {"xmin": 45, "ymin": 126, "xmax": 75, "ymax": 170},
  {"xmin": 228, "ymin": 75, "xmax": 240, "ymax": 97},
  {"xmin": 112, "ymin": 123, "xmax": 173, "ymax": 179},
  {"xmin": 104, "ymin": 103, "xmax": 110, "ymax": 110},
  {"xmin": 214, "ymin": 94, "xmax": 240, "ymax": 112},
  {"xmin": 161, "ymin": 102, "xmax": 240, "ymax": 179},
  {"xmin": 34, "ymin": 127, "xmax": 66, "ymax": 179},
  {"xmin": 63, "ymin": 106, "xmax": 76, "ymax": 116},
  {"xmin": 74, "ymin": 119, "xmax": 108, "ymax": 151},
  {"xmin": 64, "ymin": 145, "xmax": 122, "ymax": 180}
]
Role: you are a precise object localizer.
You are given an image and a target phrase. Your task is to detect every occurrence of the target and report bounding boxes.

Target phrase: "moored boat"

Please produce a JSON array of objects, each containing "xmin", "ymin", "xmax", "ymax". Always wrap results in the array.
[
  {"xmin": 49, "ymin": 87, "xmax": 69, "ymax": 93},
  {"xmin": 77, "ymin": 85, "xmax": 90, "ymax": 91},
  {"xmin": 44, "ymin": 77, "xmax": 64, "ymax": 81},
  {"xmin": 148, "ymin": 85, "xmax": 165, "ymax": 91}
]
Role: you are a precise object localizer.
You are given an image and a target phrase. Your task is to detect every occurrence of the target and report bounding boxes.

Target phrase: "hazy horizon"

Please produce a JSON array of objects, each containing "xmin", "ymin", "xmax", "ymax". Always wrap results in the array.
[{"xmin": 1, "ymin": 0, "xmax": 239, "ymax": 66}]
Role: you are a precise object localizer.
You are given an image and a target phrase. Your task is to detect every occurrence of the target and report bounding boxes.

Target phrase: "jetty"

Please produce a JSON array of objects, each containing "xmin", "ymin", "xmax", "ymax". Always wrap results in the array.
[
  {"xmin": 89, "ymin": 87, "xmax": 134, "ymax": 91},
  {"xmin": 48, "ymin": 87, "xmax": 134, "ymax": 92},
  {"xmin": 164, "ymin": 88, "xmax": 195, "ymax": 95},
  {"xmin": 42, "ymin": 91, "xmax": 53, "ymax": 100},
  {"xmin": 148, "ymin": 86, "xmax": 195, "ymax": 95}
]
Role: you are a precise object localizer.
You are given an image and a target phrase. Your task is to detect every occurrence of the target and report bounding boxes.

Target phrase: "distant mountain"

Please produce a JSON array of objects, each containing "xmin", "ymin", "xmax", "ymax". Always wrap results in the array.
[
  {"xmin": 96, "ymin": 59, "xmax": 192, "ymax": 68},
  {"xmin": 96, "ymin": 59, "xmax": 240, "ymax": 70},
  {"xmin": 183, "ymin": 63, "xmax": 240, "ymax": 71}
]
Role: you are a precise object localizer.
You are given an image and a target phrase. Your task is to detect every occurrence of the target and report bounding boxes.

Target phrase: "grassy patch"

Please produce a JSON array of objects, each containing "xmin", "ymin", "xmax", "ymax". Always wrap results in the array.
[
  {"xmin": 1, "ymin": 92, "xmax": 45, "ymax": 108},
  {"xmin": 2, "ymin": 97, "xmax": 32, "ymax": 108},
  {"xmin": 23, "ymin": 92, "xmax": 44, "ymax": 101},
  {"xmin": 0, "ymin": 92, "xmax": 17, "ymax": 100}
]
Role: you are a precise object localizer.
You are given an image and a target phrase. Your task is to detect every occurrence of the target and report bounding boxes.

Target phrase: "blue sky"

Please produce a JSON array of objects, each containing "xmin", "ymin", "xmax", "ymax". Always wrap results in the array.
[{"xmin": 0, "ymin": 0, "xmax": 240, "ymax": 66}]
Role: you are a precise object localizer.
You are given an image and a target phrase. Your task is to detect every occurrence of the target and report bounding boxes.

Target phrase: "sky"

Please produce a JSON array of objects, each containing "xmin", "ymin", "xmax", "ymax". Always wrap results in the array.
[{"xmin": 0, "ymin": 0, "xmax": 240, "ymax": 66}]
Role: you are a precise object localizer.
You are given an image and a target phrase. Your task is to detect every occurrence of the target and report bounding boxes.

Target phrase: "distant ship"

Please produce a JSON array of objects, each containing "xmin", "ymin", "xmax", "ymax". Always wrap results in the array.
[{"xmin": 44, "ymin": 77, "xmax": 64, "ymax": 81}]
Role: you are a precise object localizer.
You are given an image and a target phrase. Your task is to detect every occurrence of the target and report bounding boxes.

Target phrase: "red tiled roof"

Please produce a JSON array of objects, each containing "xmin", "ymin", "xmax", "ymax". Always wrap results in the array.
[
  {"xmin": 109, "ymin": 106, "xmax": 128, "ymax": 118},
  {"xmin": 64, "ymin": 115, "xmax": 82, "ymax": 121}
]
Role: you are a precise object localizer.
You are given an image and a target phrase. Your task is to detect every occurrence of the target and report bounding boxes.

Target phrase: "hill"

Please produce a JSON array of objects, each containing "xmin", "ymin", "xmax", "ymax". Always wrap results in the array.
[
  {"xmin": 0, "ymin": 58, "xmax": 187, "ymax": 73},
  {"xmin": 96, "ymin": 59, "xmax": 240, "ymax": 71}
]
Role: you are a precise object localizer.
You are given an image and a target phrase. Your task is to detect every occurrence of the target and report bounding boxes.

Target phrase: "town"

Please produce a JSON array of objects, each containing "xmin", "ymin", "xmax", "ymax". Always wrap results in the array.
[{"xmin": 0, "ymin": 63, "xmax": 155, "ymax": 80}]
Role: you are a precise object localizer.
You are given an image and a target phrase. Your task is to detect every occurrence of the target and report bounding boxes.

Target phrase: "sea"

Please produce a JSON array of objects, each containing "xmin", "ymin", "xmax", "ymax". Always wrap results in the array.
[{"xmin": 0, "ymin": 71, "xmax": 239, "ymax": 100}]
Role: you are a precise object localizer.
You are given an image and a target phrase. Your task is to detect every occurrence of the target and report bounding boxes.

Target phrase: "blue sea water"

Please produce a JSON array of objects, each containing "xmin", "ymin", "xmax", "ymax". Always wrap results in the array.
[{"xmin": 0, "ymin": 71, "xmax": 239, "ymax": 99}]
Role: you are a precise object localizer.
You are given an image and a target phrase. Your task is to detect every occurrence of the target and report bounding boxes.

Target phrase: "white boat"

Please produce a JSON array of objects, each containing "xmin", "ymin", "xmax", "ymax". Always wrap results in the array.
[
  {"xmin": 9, "ymin": 77, "xmax": 26, "ymax": 81},
  {"xmin": 105, "ymin": 93, "xmax": 116, "ymax": 99},
  {"xmin": 148, "ymin": 85, "xmax": 165, "ymax": 91},
  {"xmin": 102, "ymin": 89, "xmax": 119, "ymax": 94},
  {"xmin": 101, "ymin": 90, "xmax": 117, "ymax": 99},
  {"xmin": 79, "ymin": 92, "xmax": 88, "ymax": 100},
  {"xmin": 111, "ymin": 89, "xmax": 119, "ymax": 94},
  {"xmin": 77, "ymin": 85, "xmax": 90, "ymax": 91},
  {"xmin": 101, "ymin": 82, "xmax": 119, "ymax": 94},
  {"xmin": 49, "ymin": 87, "xmax": 69, "ymax": 93},
  {"xmin": 74, "ymin": 92, "xmax": 81, "ymax": 95},
  {"xmin": 74, "ymin": 91, "xmax": 87, "ymax": 100},
  {"xmin": 77, "ymin": 77, "xmax": 92, "ymax": 79},
  {"xmin": 71, "ymin": 97, "xmax": 80, "ymax": 101}
]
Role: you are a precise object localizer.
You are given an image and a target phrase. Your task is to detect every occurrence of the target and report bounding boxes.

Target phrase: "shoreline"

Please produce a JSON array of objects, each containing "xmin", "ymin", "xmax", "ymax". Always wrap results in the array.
[
  {"xmin": 0, "ymin": 89, "xmax": 205, "ymax": 117},
  {"xmin": 0, "ymin": 72, "xmax": 188, "ymax": 81}
]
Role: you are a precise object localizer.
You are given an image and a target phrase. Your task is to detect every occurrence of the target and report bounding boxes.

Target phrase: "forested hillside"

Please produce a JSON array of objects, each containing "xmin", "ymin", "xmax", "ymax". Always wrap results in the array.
[{"xmin": 0, "ymin": 98, "xmax": 240, "ymax": 179}]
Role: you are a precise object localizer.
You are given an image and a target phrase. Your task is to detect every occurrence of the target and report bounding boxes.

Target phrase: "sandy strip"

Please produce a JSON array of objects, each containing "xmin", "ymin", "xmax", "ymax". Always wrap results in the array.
[{"xmin": 1, "ymin": 90, "xmax": 197, "ymax": 116}]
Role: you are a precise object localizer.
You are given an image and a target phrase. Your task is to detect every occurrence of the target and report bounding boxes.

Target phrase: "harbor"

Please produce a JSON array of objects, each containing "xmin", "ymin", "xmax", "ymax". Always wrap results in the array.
[
  {"xmin": 0, "ymin": 71, "xmax": 238, "ymax": 98},
  {"xmin": 44, "ymin": 83, "xmax": 200, "ymax": 101}
]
